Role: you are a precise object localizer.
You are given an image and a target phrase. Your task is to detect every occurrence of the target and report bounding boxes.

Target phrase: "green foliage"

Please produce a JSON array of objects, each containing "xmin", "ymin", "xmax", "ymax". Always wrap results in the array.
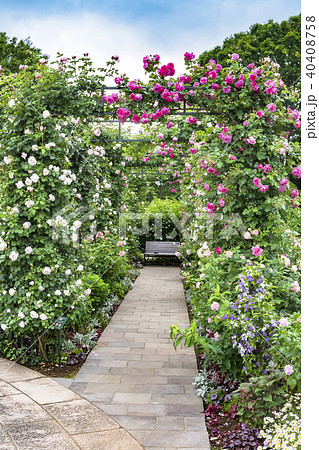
[
  {"xmin": 81, "ymin": 273, "xmax": 111, "ymax": 310},
  {"xmin": 199, "ymin": 14, "xmax": 301, "ymax": 88},
  {"xmin": 0, "ymin": 32, "xmax": 46, "ymax": 74},
  {"xmin": 233, "ymin": 370, "xmax": 286, "ymax": 427},
  {"xmin": 83, "ymin": 237, "xmax": 131, "ymax": 294}
]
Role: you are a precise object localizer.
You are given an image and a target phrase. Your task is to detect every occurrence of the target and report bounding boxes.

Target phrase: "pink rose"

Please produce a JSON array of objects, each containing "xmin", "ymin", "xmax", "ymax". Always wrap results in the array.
[
  {"xmin": 119, "ymin": 250, "xmax": 126, "ymax": 257},
  {"xmin": 256, "ymin": 110, "xmax": 265, "ymax": 118},
  {"xmin": 217, "ymin": 183, "xmax": 228, "ymax": 194},
  {"xmin": 211, "ymin": 302, "xmax": 220, "ymax": 311},
  {"xmin": 292, "ymin": 166, "xmax": 301, "ymax": 179},
  {"xmin": 251, "ymin": 245, "xmax": 263, "ymax": 256},
  {"xmin": 184, "ymin": 52, "xmax": 195, "ymax": 61},
  {"xmin": 216, "ymin": 247, "xmax": 221, "ymax": 254},
  {"xmin": 263, "ymin": 164, "xmax": 272, "ymax": 173},
  {"xmin": 214, "ymin": 332, "xmax": 221, "ymax": 341},
  {"xmin": 291, "ymin": 189, "xmax": 299, "ymax": 198},
  {"xmin": 267, "ymin": 103, "xmax": 277, "ymax": 112},
  {"xmin": 290, "ymin": 281, "xmax": 300, "ymax": 293}
]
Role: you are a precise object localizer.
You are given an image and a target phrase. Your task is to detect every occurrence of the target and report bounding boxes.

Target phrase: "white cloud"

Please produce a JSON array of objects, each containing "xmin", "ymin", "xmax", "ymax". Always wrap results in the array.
[
  {"xmin": 1, "ymin": 11, "xmax": 209, "ymax": 81},
  {"xmin": 1, "ymin": 2, "xmax": 300, "ymax": 82}
]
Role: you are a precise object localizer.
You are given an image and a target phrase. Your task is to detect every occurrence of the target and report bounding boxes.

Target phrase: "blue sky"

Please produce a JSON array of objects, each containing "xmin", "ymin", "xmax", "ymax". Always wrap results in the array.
[{"xmin": 1, "ymin": 0, "xmax": 300, "ymax": 79}]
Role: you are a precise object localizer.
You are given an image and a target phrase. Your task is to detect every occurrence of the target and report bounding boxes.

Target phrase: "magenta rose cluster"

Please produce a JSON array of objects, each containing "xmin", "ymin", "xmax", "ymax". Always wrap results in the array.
[
  {"xmin": 292, "ymin": 166, "xmax": 301, "ymax": 179},
  {"xmin": 143, "ymin": 54, "xmax": 160, "ymax": 71},
  {"xmin": 158, "ymin": 62, "xmax": 175, "ymax": 77},
  {"xmin": 184, "ymin": 52, "xmax": 195, "ymax": 61},
  {"xmin": 253, "ymin": 177, "xmax": 269, "ymax": 193}
]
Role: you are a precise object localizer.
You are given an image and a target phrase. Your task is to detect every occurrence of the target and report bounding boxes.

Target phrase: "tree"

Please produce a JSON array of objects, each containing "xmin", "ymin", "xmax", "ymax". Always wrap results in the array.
[
  {"xmin": 199, "ymin": 14, "xmax": 301, "ymax": 88},
  {"xmin": 0, "ymin": 32, "xmax": 46, "ymax": 74}
]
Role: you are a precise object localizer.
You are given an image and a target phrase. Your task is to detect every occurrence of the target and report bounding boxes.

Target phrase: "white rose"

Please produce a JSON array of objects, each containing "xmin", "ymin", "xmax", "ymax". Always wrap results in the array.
[
  {"xmin": 54, "ymin": 290, "xmax": 61, "ymax": 295},
  {"xmin": 30, "ymin": 173, "xmax": 39, "ymax": 183},
  {"xmin": 30, "ymin": 311, "xmax": 38, "ymax": 319},
  {"xmin": 25, "ymin": 200, "xmax": 34, "ymax": 208},
  {"xmin": 40, "ymin": 313, "xmax": 47, "ymax": 320},
  {"xmin": 8, "ymin": 99, "xmax": 15, "ymax": 107},
  {"xmin": 9, "ymin": 251, "xmax": 19, "ymax": 261},
  {"xmin": 19, "ymin": 321, "xmax": 25, "ymax": 328},
  {"xmin": 49, "ymin": 194, "xmax": 55, "ymax": 201},
  {"xmin": 16, "ymin": 181, "xmax": 24, "ymax": 189},
  {"xmin": 244, "ymin": 231, "xmax": 252, "ymax": 240},
  {"xmin": 9, "ymin": 288, "xmax": 16, "ymax": 296},
  {"xmin": 23, "ymin": 222, "xmax": 31, "ymax": 229},
  {"xmin": 1, "ymin": 324, "xmax": 7, "ymax": 331},
  {"xmin": 65, "ymin": 269, "xmax": 71, "ymax": 275},
  {"xmin": 18, "ymin": 311, "xmax": 25, "ymax": 319},
  {"xmin": 43, "ymin": 168, "xmax": 50, "ymax": 176},
  {"xmin": 0, "ymin": 240, "xmax": 7, "ymax": 251},
  {"xmin": 42, "ymin": 110, "xmax": 50, "ymax": 119},
  {"xmin": 32, "ymin": 145, "xmax": 38, "ymax": 151},
  {"xmin": 77, "ymin": 265, "xmax": 84, "ymax": 271},
  {"xmin": 25, "ymin": 247, "xmax": 33, "ymax": 254},
  {"xmin": 28, "ymin": 156, "xmax": 37, "ymax": 166},
  {"xmin": 4, "ymin": 156, "xmax": 13, "ymax": 164},
  {"xmin": 42, "ymin": 267, "xmax": 51, "ymax": 275}
]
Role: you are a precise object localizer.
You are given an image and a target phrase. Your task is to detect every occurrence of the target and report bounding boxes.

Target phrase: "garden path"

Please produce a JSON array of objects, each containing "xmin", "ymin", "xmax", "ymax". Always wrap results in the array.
[
  {"xmin": 0, "ymin": 357, "xmax": 142, "ymax": 449},
  {"xmin": 56, "ymin": 266, "xmax": 210, "ymax": 449}
]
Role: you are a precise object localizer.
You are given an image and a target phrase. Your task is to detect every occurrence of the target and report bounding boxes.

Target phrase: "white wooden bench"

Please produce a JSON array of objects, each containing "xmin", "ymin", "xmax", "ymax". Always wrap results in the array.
[{"xmin": 144, "ymin": 241, "xmax": 180, "ymax": 262}]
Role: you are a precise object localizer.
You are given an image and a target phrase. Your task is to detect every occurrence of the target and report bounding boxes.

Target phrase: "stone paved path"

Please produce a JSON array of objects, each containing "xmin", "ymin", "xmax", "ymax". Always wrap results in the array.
[
  {"xmin": 61, "ymin": 266, "xmax": 210, "ymax": 450},
  {"xmin": 0, "ymin": 357, "xmax": 142, "ymax": 449}
]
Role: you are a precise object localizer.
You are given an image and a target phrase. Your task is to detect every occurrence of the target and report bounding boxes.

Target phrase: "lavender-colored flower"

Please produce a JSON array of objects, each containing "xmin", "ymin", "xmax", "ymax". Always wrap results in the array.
[{"xmin": 284, "ymin": 364, "xmax": 294, "ymax": 376}]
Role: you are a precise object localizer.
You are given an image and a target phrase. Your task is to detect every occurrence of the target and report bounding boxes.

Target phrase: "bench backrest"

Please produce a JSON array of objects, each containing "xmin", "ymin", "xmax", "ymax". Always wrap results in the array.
[{"xmin": 145, "ymin": 241, "xmax": 180, "ymax": 255}]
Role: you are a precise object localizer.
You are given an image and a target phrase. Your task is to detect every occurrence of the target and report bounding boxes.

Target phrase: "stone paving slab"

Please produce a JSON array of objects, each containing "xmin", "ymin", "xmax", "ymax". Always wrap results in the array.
[
  {"xmin": 0, "ymin": 358, "xmax": 143, "ymax": 449},
  {"xmin": 65, "ymin": 266, "xmax": 210, "ymax": 449}
]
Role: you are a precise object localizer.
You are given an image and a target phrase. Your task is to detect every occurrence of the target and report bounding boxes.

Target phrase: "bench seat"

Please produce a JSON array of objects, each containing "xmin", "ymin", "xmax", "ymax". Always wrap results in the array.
[{"xmin": 144, "ymin": 241, "xmax": 180, "ymax": 260}]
